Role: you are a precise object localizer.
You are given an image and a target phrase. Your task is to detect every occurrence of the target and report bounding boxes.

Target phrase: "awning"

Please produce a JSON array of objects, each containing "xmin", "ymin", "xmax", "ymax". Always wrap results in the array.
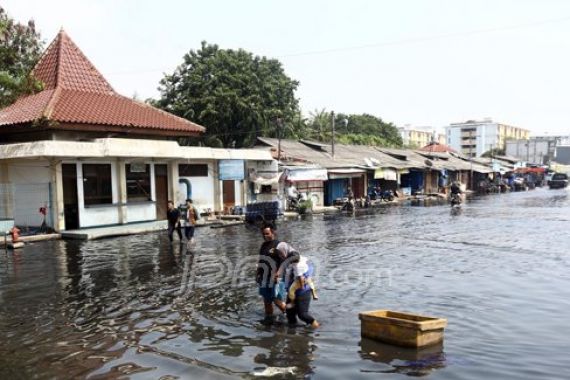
[
  {"xmin": 286, "ymin": 168, "xmax": 328, "ymax": 182},
  {"xmin": 328, "ymin": 168, "xmax": 365, "ymax": 179},
  {"xmin": 249, "ymin": 171, "xmax": 280, "ymax": 185},
  {"xmin": 374, "ymin": 168, "xmax": 397, "ymax": 180}
]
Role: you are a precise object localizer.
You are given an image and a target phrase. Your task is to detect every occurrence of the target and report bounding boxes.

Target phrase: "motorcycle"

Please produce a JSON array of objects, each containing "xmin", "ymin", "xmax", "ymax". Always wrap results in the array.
[
  {"xmin": 450, "ymin": 192, "xmax": 462, "ymax": 206},
  {"xmin": 380, "ymin": 190, "xmax": 395, "ymax": 202},
  {"xmin": 287, "ymin": 194, "xmax": 300, "ymax": 211},
  {"xmin": 342, "ymin": 199, "xmax": 355, "ymax": 212},
  {"xmin": 368, "ymin": 189, "xmax": 395, "ymax": 202},
  {"xmin": 336, "ymin": 197, "xmax": 355, "ymax": 212}
]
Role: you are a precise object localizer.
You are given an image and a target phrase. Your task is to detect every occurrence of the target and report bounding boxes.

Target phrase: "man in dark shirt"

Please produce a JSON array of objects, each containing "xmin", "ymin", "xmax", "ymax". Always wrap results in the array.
[
  {"xmin": 450, "ymin": 181, "xmax": 462, "ymax": 195},
  {"xmin": 256, "ymin": 223, "xmax": 286, "ymax": 322},
  {"xmin": 166, "ymin": 200, "xmax": 182, "ymax": 242}
]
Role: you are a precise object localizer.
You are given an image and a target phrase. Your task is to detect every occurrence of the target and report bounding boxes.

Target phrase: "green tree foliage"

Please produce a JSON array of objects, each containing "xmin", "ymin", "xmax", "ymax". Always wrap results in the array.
[
  {"xmin": 304, "ymin": 109, "xmax": 403, "ymax": 147},
  {"xmin": 0, "ymin": 7, "xmax": 44, "ymax": 108},
  {"xmin": 153, "ymin": 41, "xmax": 300, "ymax": 148},
  {"xmin": 308, "ymin": 108, "xmax": 331, "ymax": 141},
  {"xmin": 481, "ymin": 148, "xmax": 505, "ymax": 158}
]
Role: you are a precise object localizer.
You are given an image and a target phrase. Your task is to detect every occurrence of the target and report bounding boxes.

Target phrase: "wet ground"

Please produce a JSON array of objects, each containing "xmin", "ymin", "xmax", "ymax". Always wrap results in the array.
[{"xmin": 1, "ymin": 188, "xmax": 569, "ymax": 379}]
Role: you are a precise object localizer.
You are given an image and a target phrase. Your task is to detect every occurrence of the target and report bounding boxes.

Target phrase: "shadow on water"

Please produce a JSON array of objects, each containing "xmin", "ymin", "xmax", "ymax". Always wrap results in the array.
[{"xmin": 1, "ymin": 189, "xmax": 570, "ymax": 378}]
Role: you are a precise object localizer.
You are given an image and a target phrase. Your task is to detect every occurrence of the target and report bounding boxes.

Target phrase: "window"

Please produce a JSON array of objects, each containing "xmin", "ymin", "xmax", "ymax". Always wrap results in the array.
[
  {"xmin": 83, "ymin": 164, "xmax": 112, "ymax": 205},
  {"xmin": 179, "ymin": 164, "xmax": 208, "ymax": 177},
  {"xmin": 126, "ymin": 164, "xmax": 151, "ymax": 202}
]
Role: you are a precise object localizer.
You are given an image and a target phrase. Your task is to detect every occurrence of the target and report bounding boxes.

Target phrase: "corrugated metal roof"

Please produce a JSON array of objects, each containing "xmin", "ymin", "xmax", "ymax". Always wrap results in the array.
[{"xmin": 256, "ymin": 137, "xmax": 497, "ymax": 173}]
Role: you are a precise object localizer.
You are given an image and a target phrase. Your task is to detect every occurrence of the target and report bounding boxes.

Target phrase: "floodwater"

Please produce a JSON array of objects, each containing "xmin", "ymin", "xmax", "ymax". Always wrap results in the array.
[{"xmin": 1, "ymin": 188, "xmax": 570, "ymax": 379}]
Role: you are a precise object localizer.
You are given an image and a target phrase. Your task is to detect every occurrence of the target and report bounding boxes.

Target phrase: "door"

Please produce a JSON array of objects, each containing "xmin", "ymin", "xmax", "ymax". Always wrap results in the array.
[
  {"xmin": 222, "ymin": 180, "xmax": 235, "ymax": 212},
  {"xmin": 352, "ymin": 176, "xmax": 364, "ymax": 198},
  {"xmin": 62, "ymin": 164, "xmax": 79, "ymax": 230},
  {"xmin": 154, "ymin": 164, "xmax": 168, "ymax": 220}
]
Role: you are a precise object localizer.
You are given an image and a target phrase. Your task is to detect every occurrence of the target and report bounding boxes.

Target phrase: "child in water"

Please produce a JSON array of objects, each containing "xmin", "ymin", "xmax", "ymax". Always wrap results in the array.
[
  {"xmin": 272, "ymin": 243, "xmax": 319, "ymax": 328},
  {"xmin": 286, "ymin": 250, "xmax": 318, "ymax": 304},
  {"xmin": 270, "ymin": 243, "xmax": 318, "ymax": 303}
]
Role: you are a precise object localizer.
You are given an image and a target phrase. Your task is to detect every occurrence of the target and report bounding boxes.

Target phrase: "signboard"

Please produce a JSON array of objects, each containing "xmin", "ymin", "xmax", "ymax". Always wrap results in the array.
[
  {"xmin": 219, "ymin": 160, "xmax": 245, "ymax": 180},
  {"xmin": 130, "ymin": 162, "xmax": 147, "ymax": 173},
  {"xmin": 287, "ymin": 168, "xmax": 328, "ymax": 182}
]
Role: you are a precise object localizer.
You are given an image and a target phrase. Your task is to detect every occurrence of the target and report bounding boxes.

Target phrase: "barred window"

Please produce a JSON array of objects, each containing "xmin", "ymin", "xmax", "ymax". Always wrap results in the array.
[
  {"xmin": 83, "ymin": 164, "xmax": 112, "ymax": 205},
  {"xmin": 126, "ymin": 164, "xmax": 151, "ymax": 202}
]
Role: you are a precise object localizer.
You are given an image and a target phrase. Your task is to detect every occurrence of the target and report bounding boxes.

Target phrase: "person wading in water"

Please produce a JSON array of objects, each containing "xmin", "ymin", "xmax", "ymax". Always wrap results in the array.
[
  {"xmin": 184, "ymin": 198, "xmax": 200, "ymax": 246},
  {"xmin": 256, "ymin": 223, "xmax": 286, "ymax": 324}
]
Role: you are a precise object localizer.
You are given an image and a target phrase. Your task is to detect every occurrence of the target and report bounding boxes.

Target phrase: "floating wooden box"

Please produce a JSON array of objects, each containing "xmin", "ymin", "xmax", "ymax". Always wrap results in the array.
[{"xmin": 359, "ymin": 310, "xmax": 447, "ymax": 348}]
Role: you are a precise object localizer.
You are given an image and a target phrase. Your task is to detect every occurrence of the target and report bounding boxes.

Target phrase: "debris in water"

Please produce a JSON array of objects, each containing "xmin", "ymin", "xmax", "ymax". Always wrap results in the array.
[{"xmin": 252, "ymin": 366, "xmax": 297, "ymax": 377}]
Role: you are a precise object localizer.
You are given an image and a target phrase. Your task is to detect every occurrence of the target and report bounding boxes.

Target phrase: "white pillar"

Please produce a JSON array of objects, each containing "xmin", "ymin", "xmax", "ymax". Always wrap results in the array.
[
  {"xmin": 117, "ymin": 160, "xmax": 128, "ymax": 224},
  {"xmin": 213, "ymin": 161, "xmax": 222, "ymax": 212},
  {"xmin": 49, "ymin": 160, "xmax": 65, "ymax": 232},
  {"xmin": 0, "ymin": 162, "xmax": 13, "ymax": 218},
  {"xmin": 168, "ymin": 161, "xmax": 179, "ymax": 205}
]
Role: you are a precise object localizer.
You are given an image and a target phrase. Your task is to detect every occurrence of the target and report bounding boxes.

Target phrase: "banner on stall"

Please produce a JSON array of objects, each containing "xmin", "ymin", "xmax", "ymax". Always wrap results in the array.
[
  {"xmin": 219, "ymin": 160, "xmax": 245, "ymax": 180},
  {"xmin": 374, "ymin": 168, "xmax": 397, "ymax": 181}
]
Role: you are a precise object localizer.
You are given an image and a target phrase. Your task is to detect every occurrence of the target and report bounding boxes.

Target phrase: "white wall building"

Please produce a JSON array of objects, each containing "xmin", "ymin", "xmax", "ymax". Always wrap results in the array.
[
  {"xmin": 0, "ymin": 138, "xmax": 274, "ymax": 232},
  {"xmin": 505, "ymin": 136, "xmax": 567, "ymax": 165},
  {"xmin": 445, "ymin": 119, "xmax": 530, "ymax": 157},
  {"xmin": 398, "ymin": 125, "xmax": 445, "ymax": 148}
]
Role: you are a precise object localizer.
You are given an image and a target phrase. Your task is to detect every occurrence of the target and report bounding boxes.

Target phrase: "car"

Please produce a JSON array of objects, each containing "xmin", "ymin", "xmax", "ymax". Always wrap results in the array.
[{"xmin": 547, "ymin": 173, "xmax": 569, "ymax": 189}]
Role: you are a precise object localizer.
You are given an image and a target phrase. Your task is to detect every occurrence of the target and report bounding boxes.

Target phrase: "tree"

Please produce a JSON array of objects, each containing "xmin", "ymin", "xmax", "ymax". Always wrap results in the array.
[
  {"xmin": 304, "ymin": 110, "xmax": 403, "ymax": 147},
  {"xmin": 307, "ymin": 108, "xmax": 331, "ymax": 141},
  {"xmin": 339, "ymin": 113, "xmax": 403, "ymax": 147},
  {"xmin": 0, "ymin": 7, "xmax": 44, "ymax": 108},
  {"xmin": 153, "ymin": 41, "xmax": 300, "ymax": 148},
  {"xmin": 481, "ymin": 148, "xmax": 505, "ymax": 158}
]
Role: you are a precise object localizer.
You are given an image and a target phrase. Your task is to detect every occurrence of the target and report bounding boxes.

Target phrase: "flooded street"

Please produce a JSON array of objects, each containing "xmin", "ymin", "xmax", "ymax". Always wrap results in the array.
[{"xmin": 1, "ymin": 188, "xmax": 570, "ymax": 379}]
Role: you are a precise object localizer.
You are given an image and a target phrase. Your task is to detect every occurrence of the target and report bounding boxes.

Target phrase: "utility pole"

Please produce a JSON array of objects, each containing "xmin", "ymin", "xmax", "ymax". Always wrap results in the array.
[
  {"xmin": 331, "ymin": 111, "xmax": 335, "ymax": 159},
  {"xmin": 276, "ymin": 118, "xmax": 283, "ymax": 163}
]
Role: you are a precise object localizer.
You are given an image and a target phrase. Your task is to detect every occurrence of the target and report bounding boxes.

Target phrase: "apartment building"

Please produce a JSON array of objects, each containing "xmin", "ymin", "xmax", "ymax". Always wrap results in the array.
[
  {"xmin": 398, "ymin": 125, "xmax": 446, "ymax": 148},
  {"xmin": 445, "ymin": 119, "xmax": 529, "ymax": 157}
]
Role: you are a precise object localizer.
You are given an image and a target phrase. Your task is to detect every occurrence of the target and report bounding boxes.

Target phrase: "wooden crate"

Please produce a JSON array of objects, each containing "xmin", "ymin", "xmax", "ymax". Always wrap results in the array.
[{"xmin": 359, "ymin": 310, "xmax": 447, "ymax": 348}]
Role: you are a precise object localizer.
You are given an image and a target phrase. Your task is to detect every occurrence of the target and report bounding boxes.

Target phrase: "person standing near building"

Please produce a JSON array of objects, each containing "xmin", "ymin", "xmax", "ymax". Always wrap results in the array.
[
  {"xmin": 184, "ymin": 198, "xmax": 200, "ymax": 243},
  {"xmin": 166, "ymin": 200, "xmax": 182, "ymax": 242}
]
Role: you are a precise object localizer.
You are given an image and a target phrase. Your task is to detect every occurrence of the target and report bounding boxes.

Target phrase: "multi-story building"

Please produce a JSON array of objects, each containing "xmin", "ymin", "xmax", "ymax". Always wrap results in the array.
[
  {"xmin": 445, "ymin": 118, "xmax": 529, "ymax": 157},
  {"xmin": 398, "ymin": 125, "xmax": 445, "ymax": 148},
  {"xmin": 505, "ymin": 135, "xmax": 568, "ymax": 165}
]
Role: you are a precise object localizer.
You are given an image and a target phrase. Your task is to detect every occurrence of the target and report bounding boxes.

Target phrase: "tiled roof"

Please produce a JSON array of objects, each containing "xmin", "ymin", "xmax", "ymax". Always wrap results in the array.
[
  {"xmin": 0, "ymin": 30, "xmax": 205, "ymax": 135},
  {"xmin": 418, "ymin": 142, "xmax": 457, "ymax": 153}
]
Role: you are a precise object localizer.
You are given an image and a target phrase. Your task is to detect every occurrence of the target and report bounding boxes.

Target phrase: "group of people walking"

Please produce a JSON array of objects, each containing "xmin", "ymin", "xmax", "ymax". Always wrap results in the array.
[
  {"xmin": 167, "ymin": 201, "xmax": 319, "ymax": 328},
  {"xmin": 256, "ymin": 223, "xmax": 319, "ymax": 328},
  {"xmin": 166, "ymin": 199, "xmax": 200, "ymax": 243}
]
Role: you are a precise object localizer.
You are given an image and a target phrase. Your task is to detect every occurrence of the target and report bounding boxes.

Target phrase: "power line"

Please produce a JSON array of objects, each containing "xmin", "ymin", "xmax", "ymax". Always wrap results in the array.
[
  {"xmin": 104, "ymin": 14, "xmax": 570, "ymax": 76},
  {"xmin": 281, "ymin": 15, "xmax": 570, "ymax": 58}
]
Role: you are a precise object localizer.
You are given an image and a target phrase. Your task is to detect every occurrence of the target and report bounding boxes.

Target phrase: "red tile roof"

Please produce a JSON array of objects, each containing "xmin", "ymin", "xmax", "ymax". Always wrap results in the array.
[
  {"xmin": 418, "ymin": 142, "xmax": 457, "ymax": 153},
  {"xmin": 0, "ymin": 30, "xmax": 205, "ymax": 135}
]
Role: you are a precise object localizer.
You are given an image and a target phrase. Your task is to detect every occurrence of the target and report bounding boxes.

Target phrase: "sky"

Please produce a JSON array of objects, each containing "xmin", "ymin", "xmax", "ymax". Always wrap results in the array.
[{"xmin": 4, "ymin": 0, "xmax": 570, "ymax": 136}]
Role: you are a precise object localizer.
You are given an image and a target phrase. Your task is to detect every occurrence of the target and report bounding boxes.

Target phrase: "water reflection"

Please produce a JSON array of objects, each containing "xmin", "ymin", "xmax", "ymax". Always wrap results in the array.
[
  {"xmin": 252, "ymin": 326, "xmax": 316, "ymax": 378},
  {"xmin": 1, "ymin": 189, "xmax": 570, "ymax": 379},
  {"xmin": 359, "ymin": 338, "xmax": 446, "ymax": 376}
]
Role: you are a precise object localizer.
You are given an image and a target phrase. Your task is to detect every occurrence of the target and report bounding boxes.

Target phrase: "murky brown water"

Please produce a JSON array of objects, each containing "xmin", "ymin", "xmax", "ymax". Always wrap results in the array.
[{"xmin": 1, "ymin": 188, "xmax": 569, "ymax": 379}]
